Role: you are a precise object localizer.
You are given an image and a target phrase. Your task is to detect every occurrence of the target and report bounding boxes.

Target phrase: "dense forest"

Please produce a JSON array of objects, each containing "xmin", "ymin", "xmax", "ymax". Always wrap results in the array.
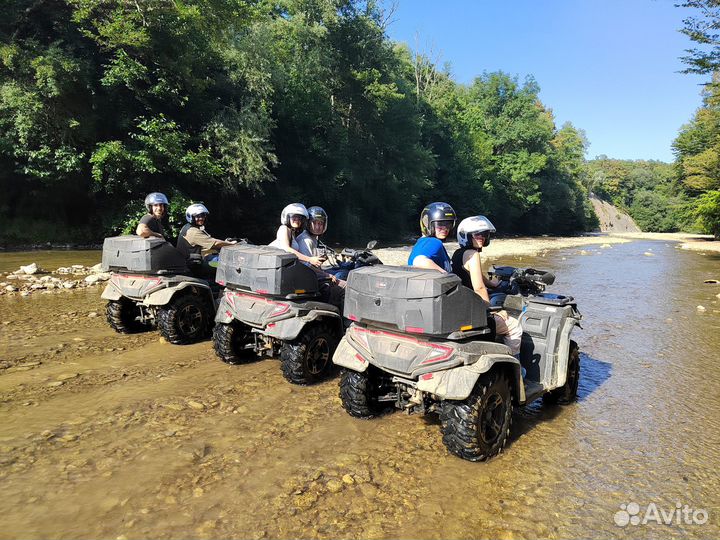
[
  {"xmin": 0, "ymin": 0, "xmax": 596, "ymax": 245},
  {"xmin": 1, "ymin": 0, "xmax": 719, "ymax": 245}
]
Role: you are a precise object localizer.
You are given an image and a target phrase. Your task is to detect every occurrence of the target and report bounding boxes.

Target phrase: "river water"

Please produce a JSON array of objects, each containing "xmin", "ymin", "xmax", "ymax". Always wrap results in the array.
[{"xmin": 0, "ymin": 240, "xmax": 718, "ymax": 539}]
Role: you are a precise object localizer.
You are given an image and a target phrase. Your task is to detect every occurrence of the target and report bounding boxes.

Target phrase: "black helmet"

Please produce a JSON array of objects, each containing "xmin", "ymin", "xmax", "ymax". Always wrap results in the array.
[
  {"xmin": 420, "ymin": 202, "xmax": 457, "ymax": 237},
  {"xmin": 307, "ymin": 206, "xmax": 328, "ymax": 235}
]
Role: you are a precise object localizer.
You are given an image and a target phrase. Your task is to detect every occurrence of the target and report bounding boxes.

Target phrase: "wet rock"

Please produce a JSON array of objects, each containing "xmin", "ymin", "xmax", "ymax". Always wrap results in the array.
[
  {"xmin": 62, "ymin": 281, "xmax": 76, "ymax": 289},
  {"xmin": 20, "ymin": 291, "xmax": 30, "ymax": 297},
  {"xmin": 59, "ymin": 434, "xmax": 78, "ymax": 442},
  {"xmin": 643, "ymin": 251, "xmax": 655, "ymax": 256},
  {"xmin": 193, "ymin": 487, "xmax": 204, "ymax": 497},
  {"xmin": 88, "ymin": 312, "xmax": 99, "ymax": 318},
  {"xmin": 90, "ymin": 263, "xmax": 103, "ymax": 273},
  {"xmin": 697, "ymin": 305, "xmax": 707, "ymax": 312},
  {"xmin": 85, "ymin": 275, "xmax": 101, "ymax": 284},
  {"xmin": 326, "ymin": 479, "xmax": 343, "ymax": 493},
  {"xmin": 294, "ymin": 491, "xmax": 319, "ymax": 510},
  {"xmin": 5, "ymin": 285, "xmax": 17, "ymax": 292},
  {"xmin": 30, "ymin": 283, "xmax": 46, "ymax": 290},
  {"xmin": 601, "ymin": 243, "xmax": 612, "ymax": 248},
  {"xmin": 342, "ymin": 474, "xmax": 355, "ymax": 485},
  {"xmin": 46, "ymin": 381, "xmax": 64, "ymax": 388},
  {"xmin": 57, "ymin": 373, "xmax": 79, "ymax": 381},
  {"xmin": 20, "ymin": 263, "xmax": 38, "ymax": 275},
  {"xmin": 187, "ymin": 401, "xmax": 205, "ymax": 410}
]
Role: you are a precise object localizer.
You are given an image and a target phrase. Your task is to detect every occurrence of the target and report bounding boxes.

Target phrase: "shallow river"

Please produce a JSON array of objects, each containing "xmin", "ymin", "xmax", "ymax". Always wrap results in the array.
[{"xmin": 0, "ymin": 240, "xmax": 718, "ymax": 539}]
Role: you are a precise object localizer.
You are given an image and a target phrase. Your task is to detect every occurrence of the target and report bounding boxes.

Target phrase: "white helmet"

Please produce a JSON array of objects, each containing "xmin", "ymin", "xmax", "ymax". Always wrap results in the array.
[
  {"xmin": 144, "ymin": 192, "xmax": 169, "ymax": 212},
  {"xmin": 185, "ymin": 203, "xmax": 210, "ymax": 223},
  {"xmin": 280, "ymin": 203, "xmax": 309, "ymax": 227},
  {"xmin": 457, "ymin": 215, "xmax": 497, "ymax": 248}
]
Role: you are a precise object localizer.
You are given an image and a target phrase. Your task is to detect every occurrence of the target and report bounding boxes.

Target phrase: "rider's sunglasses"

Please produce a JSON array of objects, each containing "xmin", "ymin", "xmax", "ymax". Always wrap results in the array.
[
  {"xmin": 435, "ymin": 220, "xmax": 454, "ymax": 229},
  {"xmin": 472, "ymin": 231, "xmax": 489, "ymax": 238},
  {"xmin": 195, "ymin": 213, "xmax": 207, "ymax": 219},
  {"xmin": 290, "ymin": 214, "xmax": 305, "ymax": 220}
]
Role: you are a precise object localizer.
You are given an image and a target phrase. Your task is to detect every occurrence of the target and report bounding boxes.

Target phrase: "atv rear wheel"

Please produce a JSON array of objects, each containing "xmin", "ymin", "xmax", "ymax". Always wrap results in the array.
[
  {"xmin": 213, "ymin": 322, "xmax": 255, "ymax": 364},
  {"xmin": 543, "ymin": 340, "xmax": 580, "ymax": 405},
  {"xmin": 440, "ymin": 369, "xmax": 513, "ymax": 461},
  {"xmin": 339, "ymin": 368, "xmax": 384, "ymax": 418},
  {"xmin": 157, "ymin": 294, "xmax": 210, "ymax": 345},
  {"xmin": 106, "ymin": 299, "xmax": 149, "ymax": 334},
  {"xmin": 280, "ymin": 323, "xmax": 339, "ymax": 385}
]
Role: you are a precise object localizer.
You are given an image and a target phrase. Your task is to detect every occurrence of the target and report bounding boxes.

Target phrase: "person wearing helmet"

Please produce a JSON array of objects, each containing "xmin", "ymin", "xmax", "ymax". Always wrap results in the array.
[
  {"xmin": 297, "ymin": 205, "xmax": 346, "ymax": 286},
  {"xmin": 294, "ymin": 206, "xmax": 346, "ymax": 308},
  {"xmin": 136, "ymin": 192, "xmax": 169, "ymax": 239},
  {"xmin": 451, "ymin": 215, "xmax": 522, "ymax": 355},
  {"xmin": 176, "ymin": 203, "xmax": 237, "ymax": 263},
  {"xmin": 269, "ymin": 203, "xmax": 324, "ymax": 268},
  {"xmin": 407, "ymin": 202, "xmax": 457, "ymax": 272}
]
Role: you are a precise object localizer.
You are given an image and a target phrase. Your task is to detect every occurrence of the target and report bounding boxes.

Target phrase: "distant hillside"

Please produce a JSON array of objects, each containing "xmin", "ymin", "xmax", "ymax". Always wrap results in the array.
[{"xmin": 589, "ymin": 193, "xmax": 641, "ymax": 232}]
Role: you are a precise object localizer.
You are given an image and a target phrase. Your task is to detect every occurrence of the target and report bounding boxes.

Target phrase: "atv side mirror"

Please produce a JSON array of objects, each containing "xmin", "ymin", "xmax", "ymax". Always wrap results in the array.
[
  {"xmin": 540, "ymin": 271, "xmax": 555, "ymax": 285},
  {"xmin": 366, "ymin": 240, "xmax": 377, "ymax": 250}
]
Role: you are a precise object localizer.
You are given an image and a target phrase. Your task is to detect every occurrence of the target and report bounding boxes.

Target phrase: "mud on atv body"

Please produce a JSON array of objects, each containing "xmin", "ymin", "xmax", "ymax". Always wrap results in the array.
[
  {"xmin": 100, "ymin": 236, "xmax": 218, "ymax": 344},
  {"xmin": 212, "ymin": 244, "xmax": 352, "ymax": 385},
  {"xmin": 333, "ymin": 265, "xmax": 582, "ymax": 462}
]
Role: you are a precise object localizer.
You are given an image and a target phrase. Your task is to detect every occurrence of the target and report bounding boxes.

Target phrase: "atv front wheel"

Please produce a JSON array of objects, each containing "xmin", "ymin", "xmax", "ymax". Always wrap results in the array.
[
  {"xmin": 213, "ymin": 322, "xmax": 255, "ymax": 364},
  {"xmin": 157, "ymin": 294, "xmax": 210, "ymax": 345},
  {"xmin": 106, "ymin": 299, "xmax": 149, "ymax": 334},
  {"xmin": 280, "ymin": 323, "xmax": 339, "ymax": 385},
  {"xmin": 339, "ymin": 368, "xmax": 384, "ymax": 418},
  {"xmin": 440, "ymin": 369, "xmax": 513, "ymax": 461},
  {"xmin": 543, "ymin": 340, "xmax": 580, "ymax": 405}
]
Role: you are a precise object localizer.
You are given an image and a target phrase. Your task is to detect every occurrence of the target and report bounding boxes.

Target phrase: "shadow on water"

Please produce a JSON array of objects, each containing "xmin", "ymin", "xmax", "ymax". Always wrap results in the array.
[{"xmin": 506, "ymin": 352, "xmax": 612, "ymax": 447}]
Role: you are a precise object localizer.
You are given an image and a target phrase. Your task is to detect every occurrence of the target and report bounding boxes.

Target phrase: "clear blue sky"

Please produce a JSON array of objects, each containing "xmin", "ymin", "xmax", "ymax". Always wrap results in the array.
[{"xmin": 382, "ymin": 0, "xmax": 708, "ymax": 162}]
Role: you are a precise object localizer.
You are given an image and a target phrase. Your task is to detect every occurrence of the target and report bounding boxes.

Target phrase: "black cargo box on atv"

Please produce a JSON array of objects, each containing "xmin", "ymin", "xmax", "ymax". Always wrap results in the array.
[
  {"xmin": 101, "ymin": 236, "xmax": 188, "ymax": 274},
  {"xmin": 343, "ymin": 266, "xmax": 489, "ymax": 336},
  {"xmin": 216, "ymin": 244, "xmax": 319, "ymax": 297}
]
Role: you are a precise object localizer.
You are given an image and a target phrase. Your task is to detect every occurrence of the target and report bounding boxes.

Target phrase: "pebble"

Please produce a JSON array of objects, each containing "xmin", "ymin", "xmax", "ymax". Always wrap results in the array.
[
  {"xmin": 697, "ymin": 305, "xmax": 706, "ymax": 312},
  {"xmin": 5, "ymin": 285, "xmax": 17, "ymax": 292},
  {"xmin": 193, "ymin": 487, "xmax": 204, "ymax": 497},
  {"xmin": 326, "ymin": 479, "xmax": 343, "ymax": 493},
  {"xmin": 643, "ymin": 251, "xmax": 655, "ymax": 256},
  {"xmin": 46, "ymin": 381, "xmax": 64, "ymax": 387},
  {"xmin": 57, "ymin": 373, "xmax": 79, "ymax": 381},
  {"xmin": 88, "ymin": 312, "xmax": 99, "ymax": 318},
  {"xmin": 342, "ymin": 474, "xmax": 355, "ymax": 485},
  {"xmin": 187, "ymin": 401, "xmax": 205, "ymax": 410}
]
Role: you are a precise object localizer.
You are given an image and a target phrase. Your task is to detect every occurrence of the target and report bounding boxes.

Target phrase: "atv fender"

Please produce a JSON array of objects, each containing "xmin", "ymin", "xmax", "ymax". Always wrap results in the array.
[
  {"xmin": 143, "ymin": 282, "xmax": 212, "ymax": 307},
  {"xmin": 214, "ymin": 294, "xmax": 234, "ymax": 323},
  {"xmin": 100, "ymin": 282, "xmax": 123, "ymax": 301},
  {"xmin": 416, "ymin": 353, "xmax": 525, "ymax": 402},
  {"xmin": 264, "ymin": 309, "xmax": 342, "ymax": 341},
  {"xmin": 551, "ymin": 317, "xmax": 579, "ymax": 389},
  {"xmin": 331, "ymin": 337, "xmax": 369, "ymax": 372}
]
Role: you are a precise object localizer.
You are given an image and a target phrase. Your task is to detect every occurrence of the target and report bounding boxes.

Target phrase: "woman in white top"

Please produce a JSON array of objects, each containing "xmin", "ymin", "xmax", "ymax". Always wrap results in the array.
[{"xmin": 269, "ymin": 203, "xmax": 325, "ymax": 267}]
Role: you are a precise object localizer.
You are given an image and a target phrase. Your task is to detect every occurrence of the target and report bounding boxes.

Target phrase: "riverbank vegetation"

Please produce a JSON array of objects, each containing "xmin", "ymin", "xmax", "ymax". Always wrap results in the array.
[
  {"xmin": 2, "ymin": 1, "xmax": 720, "ymax": 245},
  {"xmin": 0, "ymin": 0, "xmax": 597, "ymax": 245}
]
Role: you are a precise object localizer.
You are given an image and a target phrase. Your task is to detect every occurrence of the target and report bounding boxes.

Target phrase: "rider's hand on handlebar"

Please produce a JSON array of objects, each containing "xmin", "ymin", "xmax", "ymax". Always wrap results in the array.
[{"xmin": 308, "ymin": 255, "xmax": 324, "ymax": 268}]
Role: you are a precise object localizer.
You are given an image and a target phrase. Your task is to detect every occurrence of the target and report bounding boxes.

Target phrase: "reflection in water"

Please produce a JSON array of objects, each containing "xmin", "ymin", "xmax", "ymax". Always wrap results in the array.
[{"xmin": 0, "ymin": 241, "xmax": 718, "ymax": 539}]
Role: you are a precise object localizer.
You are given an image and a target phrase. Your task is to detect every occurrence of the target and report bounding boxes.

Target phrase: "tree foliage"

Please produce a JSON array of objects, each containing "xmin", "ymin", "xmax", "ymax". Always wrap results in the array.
[{"xmin": 1, "ymin": 0, "xmax": 598, "ymax": 245}]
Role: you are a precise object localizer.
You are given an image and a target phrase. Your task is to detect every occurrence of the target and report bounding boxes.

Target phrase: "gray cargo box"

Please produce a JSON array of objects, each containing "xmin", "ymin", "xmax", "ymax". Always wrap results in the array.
[
  {"xmin": 216, "ymin": 244, "xmax": 319, "ymax": 297},
  {"xmin": 344, "ymin": 266, "xmax": 489, "ymax": 336},
  {"xmin": 101, "ymin": 236, "xmax": 188, "ymax": 274}
]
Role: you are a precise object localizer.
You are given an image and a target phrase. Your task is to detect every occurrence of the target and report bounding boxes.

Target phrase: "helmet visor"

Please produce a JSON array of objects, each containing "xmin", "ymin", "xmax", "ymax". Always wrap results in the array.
[{"xmin": 434, "ymin": 220, "xmax": 455, "ymax": 230}]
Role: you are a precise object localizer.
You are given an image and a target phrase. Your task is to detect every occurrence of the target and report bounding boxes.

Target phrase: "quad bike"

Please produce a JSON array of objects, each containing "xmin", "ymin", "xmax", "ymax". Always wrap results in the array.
[
  {"xmin": 320, "ymin": 240, "xmax": 382, "ymax": 281},
  {"xmin": 332, "ymin": 265, "xmax": 582, "ymax": 462},
  {"xmin": 212, "ymin": 244, "xmax": 382, "ymax": 385},
  {"xmin": 100, "ymin": 236, "xmax": 219, "ymax": 344}
]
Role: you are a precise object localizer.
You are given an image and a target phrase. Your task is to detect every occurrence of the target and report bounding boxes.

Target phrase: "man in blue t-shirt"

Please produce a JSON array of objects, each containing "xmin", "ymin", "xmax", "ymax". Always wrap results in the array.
[{"xmin": 408, "ymin": 202, "xmax": 457, "ymax": 272}]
